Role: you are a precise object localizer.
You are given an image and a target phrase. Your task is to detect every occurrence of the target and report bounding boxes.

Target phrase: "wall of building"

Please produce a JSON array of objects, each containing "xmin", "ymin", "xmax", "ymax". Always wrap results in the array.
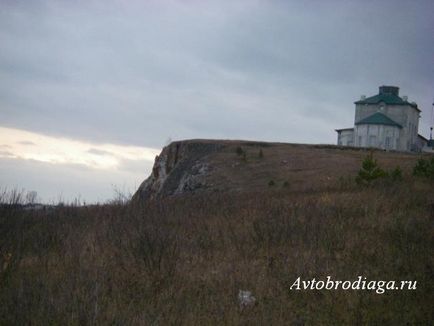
[
  {"xmin": 354, "ymin": 103, "xmax": 420, "ymax": 150},
  {"xmin": 416, "ymin": 136, "xmax": 428, "ymax": 152},
  {"xmin": 354, "ymin": 124, "xmax": 401, "ymax": 150},
  {"xmin": 337, "ymin": 129, "xmax": 354, "ymax": 146}
]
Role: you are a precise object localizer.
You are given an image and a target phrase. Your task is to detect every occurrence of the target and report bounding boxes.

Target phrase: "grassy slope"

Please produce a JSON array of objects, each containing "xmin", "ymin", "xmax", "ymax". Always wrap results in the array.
[
  {"xmin": 0, "ymin": 143, "xmax": 433, "ymax": 325},
  {"xmin": 168, "ymin": 140, "xmax": 430, "ymax": 193}
]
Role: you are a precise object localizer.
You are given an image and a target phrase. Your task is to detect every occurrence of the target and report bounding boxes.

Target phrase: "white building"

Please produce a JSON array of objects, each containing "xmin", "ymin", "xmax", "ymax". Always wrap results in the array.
[{"xmin": 336, "ymin": 86, "xmax": 429, "ymax": 152}]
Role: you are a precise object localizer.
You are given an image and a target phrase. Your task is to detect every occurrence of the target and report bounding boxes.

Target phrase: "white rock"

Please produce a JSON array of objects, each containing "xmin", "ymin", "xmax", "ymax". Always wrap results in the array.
[{"xmin": 238, "ymin": 290, "xmax": 256, "ymax": 308}]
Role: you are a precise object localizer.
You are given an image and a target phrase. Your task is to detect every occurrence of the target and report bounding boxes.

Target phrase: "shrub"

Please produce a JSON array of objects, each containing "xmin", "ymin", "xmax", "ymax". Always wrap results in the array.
[
  {"xmin": 413, "ymin": 157, "xmax": 434, "ymax": 179},
  {"xmin": 258, "ymin": 149, "xmax": 264, "ymax": 158},
  {"xmin": 268, "ymin": 180, "xmax": 275, "ymax": 186},
  {"xmin": 355, "ymin": 153, "xmax": 388, "ymax": 185},
  {"xmin": 282, "ymin": 181, "xmax": 290, "ymax": 188},
  {"xmin": 241, "ymin": 151, "xmax": 247, "ymax": 162},
  {"xmin": 235, "ymin": 146, "xmax": 248, "ymax": 162}
]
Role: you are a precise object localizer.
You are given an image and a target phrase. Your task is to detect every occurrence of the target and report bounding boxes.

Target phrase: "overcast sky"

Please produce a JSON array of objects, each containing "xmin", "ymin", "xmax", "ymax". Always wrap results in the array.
[{"xmin": 1, "ymin": 0, "xmax": 433, "ymax": 202}]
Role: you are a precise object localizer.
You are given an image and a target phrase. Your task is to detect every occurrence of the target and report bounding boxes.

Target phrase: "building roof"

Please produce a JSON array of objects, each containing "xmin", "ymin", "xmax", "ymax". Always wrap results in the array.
[
  {"xmin": 354, "ymin": 93, "xmax": 419, "ymax": 109},
  {"xmin": 354, "ymin": 85, "xmax": 419, "ymax": 111},
  {"xmin": 355, "ymin": 112, "xmax": 402, "ymax": 128},
  {"xmin": 335, "ymin": 128, "xmax": 354, "ymax": 132}
]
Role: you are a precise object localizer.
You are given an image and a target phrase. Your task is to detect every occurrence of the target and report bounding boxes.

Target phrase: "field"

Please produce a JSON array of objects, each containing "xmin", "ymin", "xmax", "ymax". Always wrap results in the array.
[{"xmin": 1, "ymin": 144, "xmax": 433, "ymax": 325}]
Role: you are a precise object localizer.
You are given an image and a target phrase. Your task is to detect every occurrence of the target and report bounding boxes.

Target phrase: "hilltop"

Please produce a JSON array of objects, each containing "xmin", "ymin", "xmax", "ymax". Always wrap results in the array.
[{"xmin": 133, "ymin": 139, "xmax": 428, "ymax": 201}]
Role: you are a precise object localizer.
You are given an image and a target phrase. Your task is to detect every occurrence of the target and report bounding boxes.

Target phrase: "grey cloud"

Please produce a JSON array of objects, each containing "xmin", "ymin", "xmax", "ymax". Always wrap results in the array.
[
  {"xmin": 0, "ymin": 157, "xmax": 142, "ymax": 203},
  {"xmin": 1, "ymin": 0, "xmax": 433, "ymax": 201},
  {"xmin": 117, "ymin": 158, "xmax": 154, "ymax": 174},
  {"xmin": 1, "ymin": 0, "xmax": 433, "ymax": 149},
  {"xmin": 17, "ymin": 140, "xmax": 35, "ymax": 146},
  {"xmin": 0, "ymin": 150, "xmax": 14, "ymax": 157}
]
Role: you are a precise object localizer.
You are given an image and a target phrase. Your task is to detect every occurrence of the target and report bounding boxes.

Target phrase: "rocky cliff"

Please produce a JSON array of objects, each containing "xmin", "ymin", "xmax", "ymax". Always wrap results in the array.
[
  {"xmin": 132, "ymin": 140, "xmax": 223, "ymax": 201},
  {"xmin": 133, "ymin": 139, "xmax": 426, "ymax": 202}
]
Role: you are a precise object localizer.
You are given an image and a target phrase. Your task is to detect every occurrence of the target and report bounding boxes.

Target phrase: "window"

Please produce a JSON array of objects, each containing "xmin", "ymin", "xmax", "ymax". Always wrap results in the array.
[
  {"xmin": 385, "ymin": 137, "xmax": 391, "ymax": 149},
  {"xmin": 358, "ymin": 136, "xmax": 362, "ymax": 146},
  {"xmin": 369, "ymin": 135, "xmax": 377, "ymax": 147}
]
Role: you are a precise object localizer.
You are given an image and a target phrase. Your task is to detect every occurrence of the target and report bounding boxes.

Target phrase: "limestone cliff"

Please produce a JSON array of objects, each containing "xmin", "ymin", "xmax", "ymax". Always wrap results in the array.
[
  {"xmin": 132, "ymin": 140, "xmax": 223, "ymax": 201},
  {"xmin": 132, "ymin": 139, "xmax": 426, "ymax": 202}
]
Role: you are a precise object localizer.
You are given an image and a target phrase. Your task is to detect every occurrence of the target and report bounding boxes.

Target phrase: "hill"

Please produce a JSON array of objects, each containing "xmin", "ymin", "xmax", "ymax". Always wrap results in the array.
[
  {"xmin": 1, "ymin": 140, "xmax": 433, "ymax": 324},
  {"xmin": 133, "ymin": 139, "xmax": 429, "ymax": 201}
]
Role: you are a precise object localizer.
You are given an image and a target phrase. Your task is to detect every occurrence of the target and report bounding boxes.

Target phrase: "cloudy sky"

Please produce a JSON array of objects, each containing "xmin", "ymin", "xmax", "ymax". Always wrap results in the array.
[{"xmin": 1, "ymin": 0, "xmax": 433, "ymax": 202}]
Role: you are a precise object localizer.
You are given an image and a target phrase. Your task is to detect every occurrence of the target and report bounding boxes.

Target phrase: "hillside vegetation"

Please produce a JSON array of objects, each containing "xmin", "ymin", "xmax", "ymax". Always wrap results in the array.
[
  {"xmin": 1, "ymin": 141, "xmax": 433, "ymax": 325},
  {"xmin": 133, "ymin": 140, "xmax": 431, "ymax": 200}
]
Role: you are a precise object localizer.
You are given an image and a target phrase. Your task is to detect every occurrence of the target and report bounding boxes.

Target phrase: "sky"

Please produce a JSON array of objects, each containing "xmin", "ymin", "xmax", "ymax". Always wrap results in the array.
[{"xmin": 1, "ymin": 0, "xmax": 433, "ymax": 203}]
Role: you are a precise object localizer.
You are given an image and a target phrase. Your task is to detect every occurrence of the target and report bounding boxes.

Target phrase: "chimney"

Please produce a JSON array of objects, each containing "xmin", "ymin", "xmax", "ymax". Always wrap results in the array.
[
  {"xmin": 402, "ymin": 96, "xmax": 408, "ymax": 101},
  {"xmin": 360, "ymin": 95, "xmax": 366, "ymax": 100},
  {"xmin": 379, "ymin": 86, "xmax": 399, "ymax": 96}
]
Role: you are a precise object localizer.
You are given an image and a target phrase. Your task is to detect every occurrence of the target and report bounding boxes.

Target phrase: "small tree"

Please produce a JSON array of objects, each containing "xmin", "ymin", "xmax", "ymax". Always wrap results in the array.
[
  {"xmin": 356, "ymin": 153, "xmax": 388, "ymax": 185},
  {"xmin": 413, "ymin": 157, "xmax": 434, "ymax": 179},
  {"xmin": 236, "ymin": 146, "xmax": 244, "ymax": 156},
  {"xmin": 258, "ymin": 149, "xmax": 264, "ymax": 159}
]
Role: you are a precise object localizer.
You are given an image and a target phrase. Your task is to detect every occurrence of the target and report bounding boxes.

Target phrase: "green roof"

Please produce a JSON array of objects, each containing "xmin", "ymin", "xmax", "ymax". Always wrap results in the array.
[
  {"xmin": 355, "ymin": 112, "xmax": 402, "ymax": 128},
  {"xmin": 354, "ymin": 93, "xmax": 418, "ymax": 109}
]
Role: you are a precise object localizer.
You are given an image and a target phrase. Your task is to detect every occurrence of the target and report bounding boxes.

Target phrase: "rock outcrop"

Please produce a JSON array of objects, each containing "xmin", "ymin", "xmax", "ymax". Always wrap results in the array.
[
  {"xmin": 133, "ymin": 139, "xmax": 425, "ymax": 203},
  {"xmin": 132, "ymin": 140, "xmax": 223, "ymax": 201}
]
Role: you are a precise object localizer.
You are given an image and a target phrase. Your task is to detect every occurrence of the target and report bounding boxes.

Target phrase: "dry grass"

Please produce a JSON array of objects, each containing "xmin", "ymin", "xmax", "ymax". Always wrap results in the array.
[
  {"xmin": 188, "ymin": 140, "xmax": 431, "ymax": 194},
  {"xmin": 0, "ymin": 169, "xmax": 433, "ymax": 324}
]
